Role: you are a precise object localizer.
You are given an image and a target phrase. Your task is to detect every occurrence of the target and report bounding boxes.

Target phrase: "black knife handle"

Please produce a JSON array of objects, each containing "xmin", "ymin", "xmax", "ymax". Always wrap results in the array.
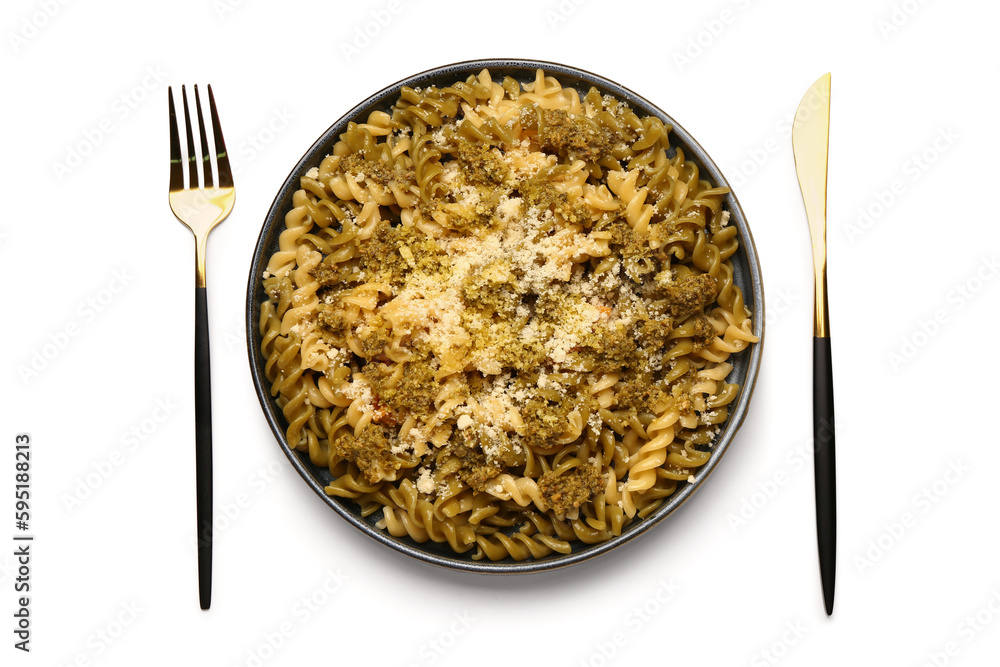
[
  {"xmin": 814, "ymin": 336, "xmax": 836, "ymax": 615},
  {"xmin": 195, "ymin": 285, "xmax": 213, "ymax": 610}
]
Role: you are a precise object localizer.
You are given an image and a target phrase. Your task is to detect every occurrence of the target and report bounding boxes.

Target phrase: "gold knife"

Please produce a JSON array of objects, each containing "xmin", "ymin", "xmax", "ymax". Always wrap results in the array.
[{"xmin": 791, "ymin": 73, "xmax": 836, "ymax": 616}]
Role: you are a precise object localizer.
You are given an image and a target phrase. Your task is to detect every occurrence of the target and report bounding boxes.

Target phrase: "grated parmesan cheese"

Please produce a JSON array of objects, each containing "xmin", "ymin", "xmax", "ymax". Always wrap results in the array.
[{"xmin": 416, "ymin": 467, "xmax": 435, "ymax": 494}]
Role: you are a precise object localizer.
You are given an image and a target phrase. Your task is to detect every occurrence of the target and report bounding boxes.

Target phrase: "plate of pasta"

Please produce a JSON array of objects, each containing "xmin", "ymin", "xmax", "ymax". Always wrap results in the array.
[{"xmin": 247, "ymin": 59, "xmax": 764, "ymax": 572}]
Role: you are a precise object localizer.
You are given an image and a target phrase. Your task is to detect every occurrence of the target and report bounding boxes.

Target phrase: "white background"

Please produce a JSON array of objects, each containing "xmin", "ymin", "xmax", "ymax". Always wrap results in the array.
[{"xmin": 2, "ymin": 0, "xmax": 999, "ymax": 665}]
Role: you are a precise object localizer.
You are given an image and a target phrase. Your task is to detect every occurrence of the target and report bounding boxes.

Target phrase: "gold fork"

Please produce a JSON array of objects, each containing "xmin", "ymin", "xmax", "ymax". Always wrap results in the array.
[{"xmin": 168, "ymin": 84, "xmax": 235, "ymax": 610}]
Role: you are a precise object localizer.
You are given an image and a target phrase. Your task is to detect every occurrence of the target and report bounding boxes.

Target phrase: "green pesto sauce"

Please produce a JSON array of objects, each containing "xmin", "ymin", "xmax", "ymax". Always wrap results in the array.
[
  {"xmin": 362, "ymin": 359, "xmax": 439, "ymax": 417},
  {"xmin": 538, "ymin": 465, "xmax": 605, "ymax": 515},
  {"xmin": 456, "ymin": 139, "xmax": 509, "ymax": 186},
  {"xmin": 442, "ymin": 430, "xmax": 504, "ymax": 492},
  {"xmin": 332, "ymin": 424, "xmax": 398, "ymax": 483},
  {"xmin": 358, "ymin": 221, "xmax": 450, "ymax": 287},
  {"xmin": 539, "ymin": 108, "xmax": 612, "ymax": 163}
]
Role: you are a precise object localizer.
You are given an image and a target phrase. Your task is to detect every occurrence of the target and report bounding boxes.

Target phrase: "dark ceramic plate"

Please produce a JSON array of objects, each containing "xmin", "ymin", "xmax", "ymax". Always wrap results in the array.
[{"xmin": 246, "ymin": 58, "xmax": 765, "ymax": 573}]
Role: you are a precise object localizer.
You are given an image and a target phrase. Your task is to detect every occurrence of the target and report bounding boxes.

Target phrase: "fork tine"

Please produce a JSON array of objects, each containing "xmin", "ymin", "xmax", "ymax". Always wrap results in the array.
[
  {"xmin": 207, "ymin": 85, "xmax": 233, "ymax": 189},
  {"xmin": 168, "ymin": 87, "xmax": 184, "ymax": 192},
  {"xmin": 181, "ymin": 85, "xmax": 199, "ymax": 189},
  {"xmin": 193, "ymin": 85, "xmax": 214, "ymax": 189}
]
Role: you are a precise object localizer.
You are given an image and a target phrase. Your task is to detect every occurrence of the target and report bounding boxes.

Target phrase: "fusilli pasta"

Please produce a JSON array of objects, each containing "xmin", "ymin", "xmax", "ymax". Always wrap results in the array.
[{"xmin": 258, "ymin": 69, "xmax": 758, "ymax": 561}]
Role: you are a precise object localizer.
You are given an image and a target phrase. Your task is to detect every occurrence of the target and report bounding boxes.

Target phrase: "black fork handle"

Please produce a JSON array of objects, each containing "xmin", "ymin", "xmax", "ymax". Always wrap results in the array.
[{"xmin": 195, "ymin": 285, "xmax": 213, "ymax": 610}]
